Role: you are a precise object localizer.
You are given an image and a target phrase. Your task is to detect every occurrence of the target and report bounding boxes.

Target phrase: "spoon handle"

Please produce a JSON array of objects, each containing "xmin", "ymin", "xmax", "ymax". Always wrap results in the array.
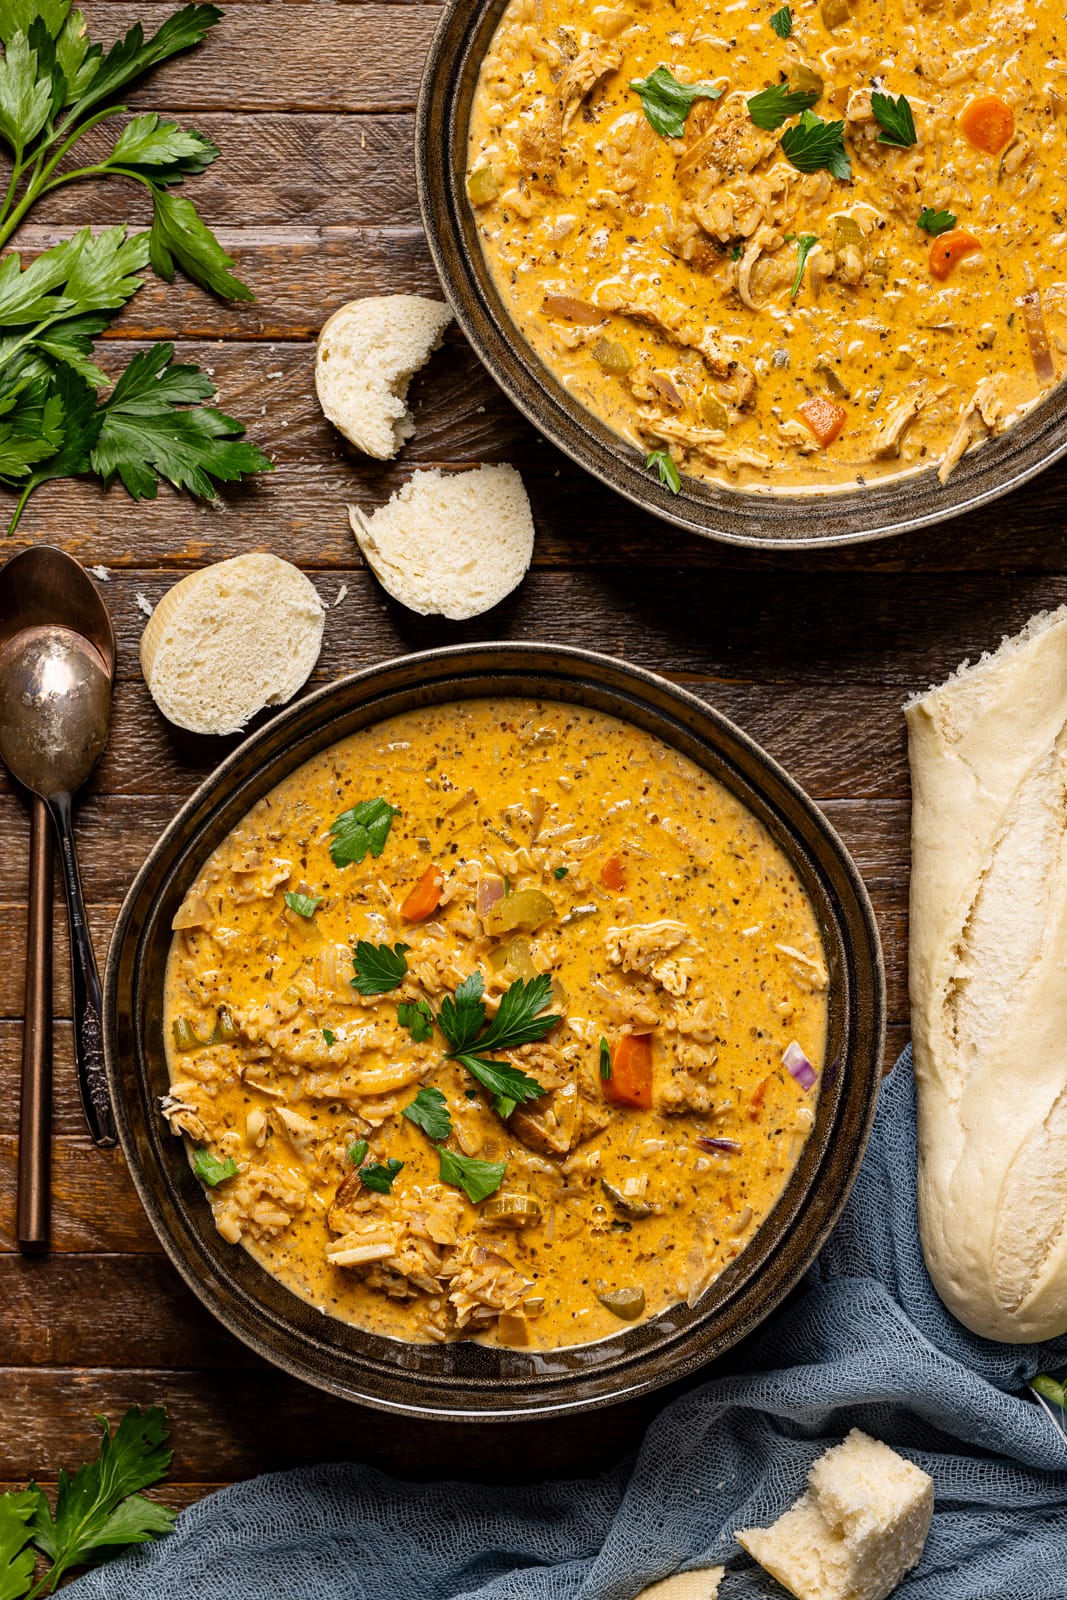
[
  {"xmin": 47, "ymin": 792, "xmax": 117, "ymax": 1149},
  {"xmin": 17, "ymin": 794, "xmax": 53, "ymax": 1254}
]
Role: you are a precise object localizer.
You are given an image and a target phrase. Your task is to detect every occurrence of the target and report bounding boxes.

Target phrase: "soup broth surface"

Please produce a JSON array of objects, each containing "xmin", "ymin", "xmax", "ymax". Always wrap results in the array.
[{"xmin": 164, "ymin": 700, "xmax": 828, "ymax": 1350}]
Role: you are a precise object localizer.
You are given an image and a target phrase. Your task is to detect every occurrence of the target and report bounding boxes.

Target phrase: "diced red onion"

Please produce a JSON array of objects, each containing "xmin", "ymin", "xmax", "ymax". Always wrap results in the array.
[
  {"xmin": 476, "ymin": 876, "xmax": 505, "ymax": 916},
  {"xmin": 783, "ymin": 1040, "xmax": 818, "ymax": 1091},
  {"xmin": 695, "ymin": 1135, "xmax": 741, "ymax": 1154}
]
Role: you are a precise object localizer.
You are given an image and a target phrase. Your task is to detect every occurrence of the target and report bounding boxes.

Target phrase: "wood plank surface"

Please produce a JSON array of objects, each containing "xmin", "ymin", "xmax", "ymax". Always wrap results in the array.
[{"xmin": 0, "ymin": 0, "xmax": 1045, "ymax": 1550}]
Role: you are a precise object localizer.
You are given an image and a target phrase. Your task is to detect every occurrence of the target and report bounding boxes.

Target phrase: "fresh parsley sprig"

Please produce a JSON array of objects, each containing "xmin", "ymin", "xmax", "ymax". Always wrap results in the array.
[
  {"xmin": 780, "ymin": 109, "xmax": 851, "ymax": 179},
  {"xmin": 398, "ymin": 998, "xmax": 434, "ymax": 1043},
  {"xmin": 351, "ymin": 940, "xmax": 410, "ymax": 996},
  {"xmin": 769, "ymin": 5, "xmax": 793, "ymax": 35},
  {"xmin": 747, "ymin": 82, "xmax": 820, "ymax": 131},
  {"xmin": 918, "ymin": 205, "xmax": 956, "ymax": 235},
  {"xmin": 285, "ymin": 891, "xmax": 321, "ymax": 919},
  {"xmin": 789, "ymin": 233, "xmax": 819, "ymax": 298},
  {"xmin": 403, "ymin": 1085, "xmax": 452, "ymax": 1141},
  {"xmin": 191, "ymin": 1145, "xmax": 238, "ymax": 1186},
  {"xmin": 437, "ymin": 970, "xmax": 487, "ymax": 1052},
  {"xmin": 438, "ymin": 1148, "xmax": 507, "ymax": 1204},
  {"xmin": 358, "ymin": 1157, "xmax": 403, "ymax": 1194},
  {"xmin": 871, "ymin": 90, "xmax": 917, "ymax": 148},
  {"xmin": 329, "ymin": 798, "xmax": 400, "ymax": 868},
  {"xmin": 646, "ymin": 448, "xmax": 681, "ymax": 494},
  {"xmin": 630, "ymin": 65, "xmax": 722, "ymax": 139},
  {"xmin": 437, "ymin": 971, "xmax": 556, "ymax": 1117},
  {"xmin": 0, "ymin": 1407, "xmax": 177, "ymax": 1598}
]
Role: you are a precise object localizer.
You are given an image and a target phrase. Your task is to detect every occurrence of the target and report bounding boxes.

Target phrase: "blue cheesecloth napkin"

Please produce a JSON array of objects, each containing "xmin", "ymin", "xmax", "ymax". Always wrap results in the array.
[{"xmin": 69, "ymin": 1051, "xmax": 1067, "ymax": 1600}]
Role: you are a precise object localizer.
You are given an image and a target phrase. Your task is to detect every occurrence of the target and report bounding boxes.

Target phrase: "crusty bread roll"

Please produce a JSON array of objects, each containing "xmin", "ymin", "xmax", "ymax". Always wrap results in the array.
[
  {"xmin": 140, "ymin": 554, "xmax": 325, "ymax": 736},
  {"xmin": 349, "ymin": 465, "xmax": 535, "ymax": 620},
  {"xmin": 315, "ymin": 295, "xmax": 453, "ymax": 460},
  {"xmin": 907, "ymin": 606, "xmax": 1067, "ymax": 1341}
]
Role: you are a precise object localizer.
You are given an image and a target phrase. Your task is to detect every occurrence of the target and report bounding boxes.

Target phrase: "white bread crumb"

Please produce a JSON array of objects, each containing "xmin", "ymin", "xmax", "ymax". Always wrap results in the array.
[
  {"xmin": 140, "ymin": 554, "xmax": 325, "ymax": 736},
  {"xmin": 315, "ymin": 295, "xmax": 452, "ymax": 460},
  {"xmin": 736, "ymin": 1430, "xmax": 933, "ymax": 1600},
  {"xmin": 349, "ymin": 464, "xmax": 534, "ymax": 620}
]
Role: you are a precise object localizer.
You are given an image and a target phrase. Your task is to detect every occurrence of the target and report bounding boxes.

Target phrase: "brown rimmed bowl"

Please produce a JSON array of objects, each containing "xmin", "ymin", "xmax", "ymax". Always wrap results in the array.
[
  {"xmin": 104, "ymin": 644, "xmax": 885, "ymax": 1418},
  {"xmin": 416, "ymin": 0, "xmax": 1067, "ymax": 549}
]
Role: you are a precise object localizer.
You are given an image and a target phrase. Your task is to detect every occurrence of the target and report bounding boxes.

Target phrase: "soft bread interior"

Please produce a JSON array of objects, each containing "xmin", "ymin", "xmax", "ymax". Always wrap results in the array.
[
  {"xmin": 315, "ymin": 295, "xmax": 452, "ymax": 460},
  {"xmin": 349, "ymin": 464, "xmax": 535, "ymax": 620},
  {"xmin": 140, "ymin": 554, "xmax": 325, "ymax": 736}
]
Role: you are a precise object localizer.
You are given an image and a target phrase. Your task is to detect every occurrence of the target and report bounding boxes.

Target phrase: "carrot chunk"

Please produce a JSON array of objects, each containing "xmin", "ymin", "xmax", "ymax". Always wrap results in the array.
[
  {"xmin": 603, "ymin": 1033, "xmax": 654, "ymax": 1109},
  {"xmin": 928, "ymin": 228, "xmax": 982, "ymax": 281},
  {"xmin": 399, "ymin": 864, "xmax": 445, "ymax": 921},
  {"xmin": 960, "ymin": 95, "xmax": 1015, "ymax": 155},
  {"xmin": 797, "ymin": 396, "xmax": 847, "ymax": 448},
  {"xmin": 599, "ymin": 853, "xmax": 626, "ymax": 890}
]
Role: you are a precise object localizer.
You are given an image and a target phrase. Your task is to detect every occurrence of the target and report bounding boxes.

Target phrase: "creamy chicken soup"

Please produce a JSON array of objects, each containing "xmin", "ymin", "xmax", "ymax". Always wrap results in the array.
[
  {"xmin": 466, "ymin": 0, "xmax": 1066, "ymax": 491},
  {"xmin": 163, "ymin": 701, "xmax": 828, "ymax": 1351}
]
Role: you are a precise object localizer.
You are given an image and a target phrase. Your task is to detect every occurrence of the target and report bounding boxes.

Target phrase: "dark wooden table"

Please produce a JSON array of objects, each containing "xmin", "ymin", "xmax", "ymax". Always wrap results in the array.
[{"xmin": 2, "ymin": 0, "xmax": 1064, "ymax": 1519}]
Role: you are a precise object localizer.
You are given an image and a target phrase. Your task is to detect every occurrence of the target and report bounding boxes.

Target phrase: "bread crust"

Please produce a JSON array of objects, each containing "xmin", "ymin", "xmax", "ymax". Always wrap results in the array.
[{"xmin": 908, "ymin": 606, "xmax": 1067, "ymax": 1340}]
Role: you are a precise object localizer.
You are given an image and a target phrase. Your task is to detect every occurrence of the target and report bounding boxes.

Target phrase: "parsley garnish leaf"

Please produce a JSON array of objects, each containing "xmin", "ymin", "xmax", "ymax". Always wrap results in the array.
[
  {"xmin": 358, "ymin": 1157, "xmax": 403, "ymax": 1194},
  {"xmin": 871, "ymin": 89, "xmax": 917, "ymax": 149},
  {"xmin": 646, "ymin": 448, "xmax": 681, "ymax": 494},
  {"xmin": 27, "ymin": 1407, "xmax": 177, "ymax": 1592},
  {"xmin": 451, "ymin": 1053, "xmax": 546, "ymax": 1111},
  {"xmin": 192, "ymin": 1146, "xmax": 238, "ymax": 1186},
  {"xmin": 437, "ymin": 971, "xmax": 486, "ymax": 1053},
  {"xmin": 90, "ymin": 341, "xmax": 273, "ymax": 500},
  {"xmin": 789, "ymin": 233, "xmax": 819, "ymax": 298},
  {"xmin": 348, "ymin": 1138, "xmax": 369, "ymax": 1166},
  {"xmin": 438, "ymin": 1148, "xmax": 507, "ymax": 1204},
  {"xmin": 0, "ymin": 1489, "xmax": 37, "ymax": 1599},
  {"xmin": 107, "ymin": 112, "xmax": 220, "ymax": 184},
  {"xmin": 351, "ymin": 940, "xmax": 410, "ymax": 996},
  {"xmin": 398, "ymin": 998, "xmax": 435, "ymax": 1043},
  {"xmin": 68, "ymin": 4, "xmax": 222, "ymax": 122},
  {"xmin": 284, "ymin": 891, "xmax": 321, "ymax": 919},
  {"xmin": 600, "ymin": 1036, "xmax": 612, "ymax": 1080},
  {"xmin": 403, "ymin": 1085, "xmax": 452, "ymax": 1142},
  {"xmin": 780, "ymin": 109, "xmax": 851, "ymax": 179},
  {"xmin": 322, "ymin": 1028, "xmax": 336, "ymax": 1046},
  {"xmin": 630, "ymin": 65, "xmax": 722, "ymax": 139},
  {"xmin": 769, "ymin": 5, "xmax": 793, "ymax": 35},
  {"xmin": 329, "ymin": 798, "xmax": 400, "ymax": 868},
  {"xmin": 747, "ymin": 82, "xmax": 820, "ymax": 131},
  {"xmin": 917, "ymin": 205, "xmax": 956, "ymax": 236},
  {"xmin": 554, "ymin": 865, "xmax": 569, "ymax": 879},
  {"xmin": 149, "ymin": 187, "xmax": 253, "ymax": 302},
  {"xmin": 474, "ymin": 974, "xmax": 557, "ymax": 1054}
]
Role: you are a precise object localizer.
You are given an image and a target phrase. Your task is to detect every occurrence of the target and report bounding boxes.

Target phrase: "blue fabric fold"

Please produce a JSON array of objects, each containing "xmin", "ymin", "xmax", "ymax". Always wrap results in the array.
[{"xmin": 69, "ymin": 1052, "xmax": 1067, "ymax": 1600}]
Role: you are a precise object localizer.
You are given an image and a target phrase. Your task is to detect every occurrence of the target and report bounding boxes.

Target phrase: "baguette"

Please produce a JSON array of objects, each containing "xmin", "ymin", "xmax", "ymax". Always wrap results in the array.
[
  {"xmin": 907, "ymin": 606, "xmax": 1067, "ymax": 1340},
  {"xmin": 349, "ymin": 465, "xmax": 535, "ymax": 620},
  {"xmin": 315, "ymin": 295, "xmax": 452, "ymax": 460},
  {"xmin": 140, "ymin": 554, "xmax": 325, "ymax": 736}
]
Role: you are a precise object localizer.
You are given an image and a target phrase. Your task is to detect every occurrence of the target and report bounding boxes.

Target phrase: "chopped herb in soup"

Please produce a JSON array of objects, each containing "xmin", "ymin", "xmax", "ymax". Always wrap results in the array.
[
  {"xmin": 466, "ymin": 0, "xmax": 1066, "ymax": 492},
  {"xmin": 163, "ymin": 702, "xmax": 828, "ymax": 1350}
]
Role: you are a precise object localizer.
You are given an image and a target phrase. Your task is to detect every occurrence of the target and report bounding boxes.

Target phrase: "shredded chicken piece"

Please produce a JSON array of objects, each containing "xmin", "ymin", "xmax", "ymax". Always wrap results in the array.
[
  {"xmin": 871, "ymin": 380, "xmax": 948, "ymax": 458},
  {"xmin": 937, "ymin": 377, "xmax": 1005, "ymax": 483},
  {"xmin": 558, "ymin": 40, "xmax": 622, "ymax": 135}
]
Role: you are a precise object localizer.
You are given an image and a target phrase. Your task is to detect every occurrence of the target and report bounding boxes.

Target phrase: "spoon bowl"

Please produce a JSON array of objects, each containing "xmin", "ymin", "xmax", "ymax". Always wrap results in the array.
[{"xmin": 0, "ymin": 626, "xmax": 111, "ymax": 798}]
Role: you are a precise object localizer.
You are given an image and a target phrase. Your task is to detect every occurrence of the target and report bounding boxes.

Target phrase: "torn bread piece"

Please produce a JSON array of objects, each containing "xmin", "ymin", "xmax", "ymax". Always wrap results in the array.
[
  {"xmin": 633, "ymin": 1569, "xmax": 724, "ymax": 1600},
  {"xmin": 315, "ymin": 295, "xmax": 453, "ymax": 460},
  {"xmin": 140, "ymin": 554, "xmax": 325, "ymax": 735},
  {"xmin": 349, "ymin": 464, "xmax": 535, "ymax": 620},
  {"xmin": 907, "ymin": 605, "xmax": 1067, "ymax": 1340},
  {"xmin": 737, "ymin": 1429, "xmax": 933, "ymax": 1600}
]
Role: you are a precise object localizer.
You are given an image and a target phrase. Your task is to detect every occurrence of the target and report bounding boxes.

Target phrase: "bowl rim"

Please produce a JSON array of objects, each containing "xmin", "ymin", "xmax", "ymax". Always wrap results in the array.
[
  {"xmin": 104, "ymin": 643, "xmax": 886, "ymax": 1419},
  {"xmin": 415, "ymin": 0, "xmax": 1067, "ymax": 550}
]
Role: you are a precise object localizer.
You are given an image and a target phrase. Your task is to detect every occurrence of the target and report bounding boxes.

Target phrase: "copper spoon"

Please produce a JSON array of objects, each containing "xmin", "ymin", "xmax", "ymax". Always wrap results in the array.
[{"xmin": 0, "ymin": 549, "xmax": 117, "ymax": 1250}]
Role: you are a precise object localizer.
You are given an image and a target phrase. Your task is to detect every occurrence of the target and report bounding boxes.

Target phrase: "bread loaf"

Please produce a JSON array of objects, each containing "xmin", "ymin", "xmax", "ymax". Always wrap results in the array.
[
  {"xmin": 736, "ymin": 1429, "xmax": 933, "ymax": 1600},
  {"xmin": 907, "ymin": 606, "xmax": 1067, "ymax": 1341},
  {"xmin": 140, "ymin": 554, "xmax": 325, "ymax": 736},
  {"xmin": 349, "ymin": 464, "xmax": 535, "ymax": 620},
  {"xmin": 315, "ymin": 295, "xmax": 452, "ymax": 460}
]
